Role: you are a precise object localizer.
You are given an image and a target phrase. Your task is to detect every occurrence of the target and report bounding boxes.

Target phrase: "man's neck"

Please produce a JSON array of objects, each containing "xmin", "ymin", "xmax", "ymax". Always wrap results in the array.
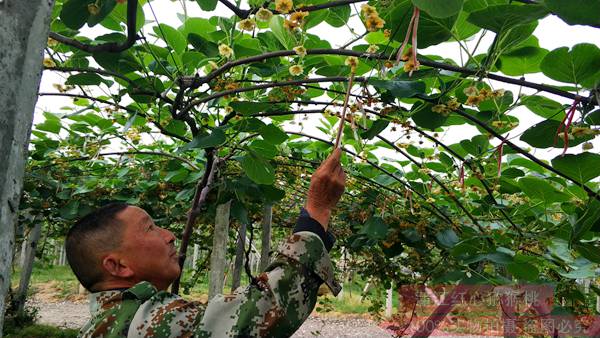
[{"xmin": 92, "ymin": 279, "xmax": 137, "ymax": 292}]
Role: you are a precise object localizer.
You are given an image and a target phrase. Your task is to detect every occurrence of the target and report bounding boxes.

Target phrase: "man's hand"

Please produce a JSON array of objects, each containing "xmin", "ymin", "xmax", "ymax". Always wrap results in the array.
[{"xmin": 305, "ymin": 148, "xmax": 346, "ymax": 230}]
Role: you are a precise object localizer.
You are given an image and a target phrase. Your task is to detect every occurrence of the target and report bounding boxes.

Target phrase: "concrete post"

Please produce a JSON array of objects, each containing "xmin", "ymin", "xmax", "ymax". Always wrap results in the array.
[
  {"xmin": 208, "ymin": 200, "xmax": 231, "ymax": 301},
  {"xmin": 259, "ymin": 204, "xmax": 272, "ymax": 271}
]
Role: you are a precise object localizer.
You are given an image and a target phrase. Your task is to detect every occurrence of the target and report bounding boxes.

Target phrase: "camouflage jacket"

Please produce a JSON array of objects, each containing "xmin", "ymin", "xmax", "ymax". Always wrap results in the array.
[{"xmin": 80, "ymin": 231, "xmax": 340, "ymax": 337}]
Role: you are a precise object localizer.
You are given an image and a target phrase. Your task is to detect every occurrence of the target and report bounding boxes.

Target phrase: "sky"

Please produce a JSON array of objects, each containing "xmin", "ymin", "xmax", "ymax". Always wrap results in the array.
[{"xmin": 36, "ymin": 0, "xmax": 600, "ymax": 165}]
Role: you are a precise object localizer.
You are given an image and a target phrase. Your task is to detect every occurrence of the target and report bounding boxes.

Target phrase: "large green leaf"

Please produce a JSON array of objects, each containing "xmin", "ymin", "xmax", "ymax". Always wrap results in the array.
[
  {"xmin": 570, "ymin": 200, "xmax": 600, "ymax": 243},
  {"xmin": 520, "ymin": 95, "xmax": 565, "ymax": 121},
  {"xmin": 260, "ymin": 124, "xmax": 288, "ymax": 145},
  {"xmin": 435, "ymin": 228, "xmax": 459, "ymax": 249},
  {"xmin": 544, "ymin": 0, "xmax": 600, "ymax": 27},
  {"xmin": 184, "ymin": 129, "xmax": 226, "ymax": 149},
  {"xmin": 196, "ymin": 0, "xmax": 218, "ymax": 11},
  {"xmin": 507, "ymin": 262, "xmax": 539, "ymax": 281},
  {"xmin": 101, "ymin": 0, "xmax": 145, "ymax": 32},
  {"xmin": 467, "ymin": 4, "xmax": 548, "ymax": 33},
  {"xmin": 361, "ymin": 217, "xmax": 389, "ymax": 240},
  {"xmin": 153, "ymin": 24, "xmax": 187, "ymax": 54},
  {"xmin": 361, "ymin": 120, "xmax": 389, "ymax": 140},
  {"xmin": 249, "ymin": 139, "xmax": 277, "ymax": 159},
  {"xmin": 520, "ymin": 120, "xmax": 592, "ymax": 148},
  {"xmin": 411, "ymin": 102, "xmax": 448, "ymax": 131},
  {"xmin": 93, "ymin": 51, "xmax": 141, "ymax": 74},
  {"xmin": 269, "ymin": 16, "xmax": 294, "ymax": 49},
  {"xmin": 518, "ymin": 177, "xmax": 570, "ymax": 204},
  {"xmin": 188, "ymin": 34, "xmax": 219, "ymax": 57},
  {"xmin": 380, "ymin": 0, "xmax": 458, "ymax": 48},
  {"xmin": 240, "ymin": 153, "xmax": 275, "ymax": 185},
  {"xmin": 497, "ymin": 46, "xmax": 548, "ymax": 76},
  {"xmin": 411, "ymin": 0, "xmax": 463, "ymax": 18},
  {"xmin": 552, "ymin": 153, "xmax": 600, "ymax": 183},
  {"xmin": 325, "ymin": 5, "xmax": 351, "ymax": 27},
  {"xmin": 370, "ymin": 79, "xmax": 426, "ymax": 98},
  {"xmin": 540, "ymin": 43, "xmax": 600, "ymax": 85},
  {"xmin": 61, "ymin": 0, "xmax": 93, "ymax": 29}
]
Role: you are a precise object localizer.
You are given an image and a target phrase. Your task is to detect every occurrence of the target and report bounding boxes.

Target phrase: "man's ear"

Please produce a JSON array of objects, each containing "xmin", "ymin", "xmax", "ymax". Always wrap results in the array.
[{"xmin": 102, "ymin": 254, "xmax": 135, "ymax": 278}]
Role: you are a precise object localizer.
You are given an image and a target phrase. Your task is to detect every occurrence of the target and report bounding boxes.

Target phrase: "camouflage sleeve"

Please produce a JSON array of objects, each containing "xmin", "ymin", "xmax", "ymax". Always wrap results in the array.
[{"xmin": 195, "ymin": 231, "xmax": 341, "ymax": 338}]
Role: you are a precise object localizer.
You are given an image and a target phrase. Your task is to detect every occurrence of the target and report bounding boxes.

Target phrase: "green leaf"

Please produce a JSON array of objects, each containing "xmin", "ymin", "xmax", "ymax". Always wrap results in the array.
[
  {"xmin": 544, "ymin": 0, "xmax": 600, "ymax": 27},
  {"xmin": 61, "ymin": 0, "xmax": 93, "ymax": 29},
  {"xmin": 575, "ymin": 243, "xmax": 600, "ymax": 263},
  {"xmin": 101, "ymin": 1, "xmax": 145, "ymax": 32},
  {"xmin": 540, "ymin": 43, "xmax": 600, "ymax": 85},
  {"xmin": 164, "ymin": 120, "xmax": 188, "ymax": 137},
  {"xmin": 240, "ymin": 153, "xmax": 275, "ymax": 185},
  {"xmin": 229, "ymin": 101, "xmax": 285, "ymax": 115},
  {"xmin": 460, "ymin": 135, "xmax": 490, "ymax": 157},
  {"xmin": 93, "ymin": 51, "xmax": 140, "ymax": 74},
  {"xmin": 411, "ymin": 0, "xmax": 463, "ymax": 18},
  {"xmin": 381, "ymin": 0, "xmax": 458, "ymax": 48},
  {"xmin": 325, "ymin": 5, "xmax": 351, "ymax": 27},
  {"xmin": 520, "ymin": 95, "xmax": 565, "ymax": 121},
  {"xmin": 185, "ymin": 129, "xmax": 226, "ymax": 149},
  {"xmin": 435, "ymin": 228, "xmax": 459, "ymax": 249},
  {"xmin": 87, "ymin": 0, "xmax": 117, "ymax": 27},
  {"xmin": 260, "ymin": 124, "xmax": 288, "ymax": 145},
  {"xmin": 196, "ymin": 0, "xmax": 218, "ymax": 10},
  {"xmin": 411, "ymin": 102, "xmax": 448, "ymax": 131},
  {"xmin": 269, "ymin": 16, "xmax": 294, "ymax": 49},
  {"xmin": 586, "ymin": 110, "xmax": 600, "ymax": 125},
  {"xmin": 304, "ymin": 9, "xmax": 329, "ymax": 30},
  {"xmin": 571, "ymin": 199, "xmax": 600, "ymax": 243},
  {"xmin": 520, "ymin": 120, "xmax": 593, "ymax": 149},
  {"xmin": 36, "ymin": 119, "xmax": 62, "ymax": 134},
  {"xmin": 361, "ymin": 217, "xmax": 389, "ymax": 240},
  {"xmin": 467, "ymin": 4, "xmax": 548, "ymax": 33},
  {"xmin": 370, "ymin": 79, "xmax": 426, "ymax": 98},
  {"xmin": 66, "ymin": 73, "xmax": 104, "ymax": 86},
  {"xmin": 361, "ymin": 120, "xmax": 389, "ymax": 140},
  {"xmin": 552, "ymin": 153, "xmax": 600, "ymax": 183},
  {"xmin": 153, "ymin": 24, "xmax": 187, "ymax": 54},
  {"xmin": 559, "ymin": 264, "xmax": 596, "ymax": 279},
  {"xmin": 498, "ymin": 46, "xmax": 548, "ymax": 76},
  {"xmin": 182, "ymin": 18, "xmax": 216, "ymax": 40},
  {"xmin": 249, "ymin": 139, "xmax": 277, "ymax": 159},
  {"xmin": 187, "ymin": 34, "xmax": 219, "ymax": 57},
  {"xmin": 507, "ymin": 262, "xmax": 539, "ymax": 281},
  {"xmin": 518, "ymin": 177, "xmax": 570, "ymax": 204}
]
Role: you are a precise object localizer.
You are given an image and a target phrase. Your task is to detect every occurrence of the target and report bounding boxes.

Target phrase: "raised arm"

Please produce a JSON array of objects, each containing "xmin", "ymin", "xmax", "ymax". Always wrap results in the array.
[{"xmin": 196, "ymin": 149, "xmax": 346, "ymax": 337}]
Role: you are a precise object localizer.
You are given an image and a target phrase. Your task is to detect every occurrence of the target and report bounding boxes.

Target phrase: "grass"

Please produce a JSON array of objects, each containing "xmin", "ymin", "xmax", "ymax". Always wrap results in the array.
[{"xmin": 4, "ymin": 324, "xmax": 78, "ymax": 338}]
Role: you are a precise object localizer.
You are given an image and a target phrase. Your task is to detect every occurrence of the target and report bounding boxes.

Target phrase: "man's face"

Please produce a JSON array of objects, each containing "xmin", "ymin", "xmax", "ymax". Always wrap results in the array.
[{"xmin": 116, "ymin": 206, "xmax": 181, "ymax": 290}]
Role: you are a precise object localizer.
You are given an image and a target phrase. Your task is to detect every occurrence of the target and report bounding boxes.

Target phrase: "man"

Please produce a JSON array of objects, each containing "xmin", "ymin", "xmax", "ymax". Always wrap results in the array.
[{"xmin": 65, "ymin": 149, "xmax": 346, "ymax": 337}]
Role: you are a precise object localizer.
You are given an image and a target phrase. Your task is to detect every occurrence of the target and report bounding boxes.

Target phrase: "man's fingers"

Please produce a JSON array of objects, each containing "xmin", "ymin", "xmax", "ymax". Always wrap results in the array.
[{"xmin": 320, "ymin": 148, "xmax": 342, "ymax": 172}]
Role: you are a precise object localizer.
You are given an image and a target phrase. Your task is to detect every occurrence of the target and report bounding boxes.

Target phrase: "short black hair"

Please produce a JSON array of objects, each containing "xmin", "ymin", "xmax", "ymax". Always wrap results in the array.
[{"xmin": 65, "ymin": 202, "xmax": 129, "ymax": 291}]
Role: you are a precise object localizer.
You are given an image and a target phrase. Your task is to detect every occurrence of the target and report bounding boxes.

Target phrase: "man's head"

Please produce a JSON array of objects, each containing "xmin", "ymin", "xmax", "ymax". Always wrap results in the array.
[{"xmin": 66, "ymin": 203, "xmax": 181, "ymax": 292}]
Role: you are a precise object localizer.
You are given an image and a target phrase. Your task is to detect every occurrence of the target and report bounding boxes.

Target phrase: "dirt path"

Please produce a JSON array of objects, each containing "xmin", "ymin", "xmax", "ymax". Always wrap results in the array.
[{"xmin": 33, "ymin": 299, "xmax": 393, "ymax": 337}]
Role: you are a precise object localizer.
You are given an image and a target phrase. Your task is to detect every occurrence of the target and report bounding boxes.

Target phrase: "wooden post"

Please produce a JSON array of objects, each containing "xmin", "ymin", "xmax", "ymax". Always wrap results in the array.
[
  {"xmin": 14, "ymin": 224, "xmax": 42, "ymax": 313},
  {"xmin": 259, "ymin": 204, "xmax": 272, "ymax": 271},
  {"xmin": 208, "ymin": 200, "xmax": 231, "ymax": 301},
  {"xmin": 231, "ymin": 223, "xmax": 247, "ymax": 292},
  {"xmin": 0, "ymin": 0, "xmax": 54, "ymax": 334}
]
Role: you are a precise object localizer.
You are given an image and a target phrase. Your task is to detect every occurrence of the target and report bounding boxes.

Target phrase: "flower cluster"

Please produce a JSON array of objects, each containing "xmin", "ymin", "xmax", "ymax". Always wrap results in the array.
[
  {"xmin": 43, "ymin": 58, "xmax": 56, "ymax": 68},
  {"xmin": 293, "ymin": 45, "xmax": 307, "ymax": 57},
  {"xmin": 431, "ymin": 98, "xmax": 460, "ymax": 116},
  {"xmin": 238, "ymin": 18, "xmax": 256, "ymax": 31},
  {"xmin": 361, "ymin": 4, "xmax": 385, "ymax": 32},
  {"xmin": 284, "ymin": 11, "xmax": 309, "ymax": 31},
  {"xmin": 345, "ymin": 56, "xmax": 359, "ymax": 71},
  {"xmin": 256, "ymin": 8, "xmax": 273, "ymax": 21},
  {"xmin": 289, "ymin": 64, "xmax": 304, "ymax": 76},
  {"xmin": 218, "ymin": 44, "xmax": 233, "ymax": 58},
  {"xmin": 464, "ymin": 86, "xmax": 505, "ymax": 107},
  {"xmin": 275, "ymin": 0, "xmax": 293, "ymax": 14}
]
